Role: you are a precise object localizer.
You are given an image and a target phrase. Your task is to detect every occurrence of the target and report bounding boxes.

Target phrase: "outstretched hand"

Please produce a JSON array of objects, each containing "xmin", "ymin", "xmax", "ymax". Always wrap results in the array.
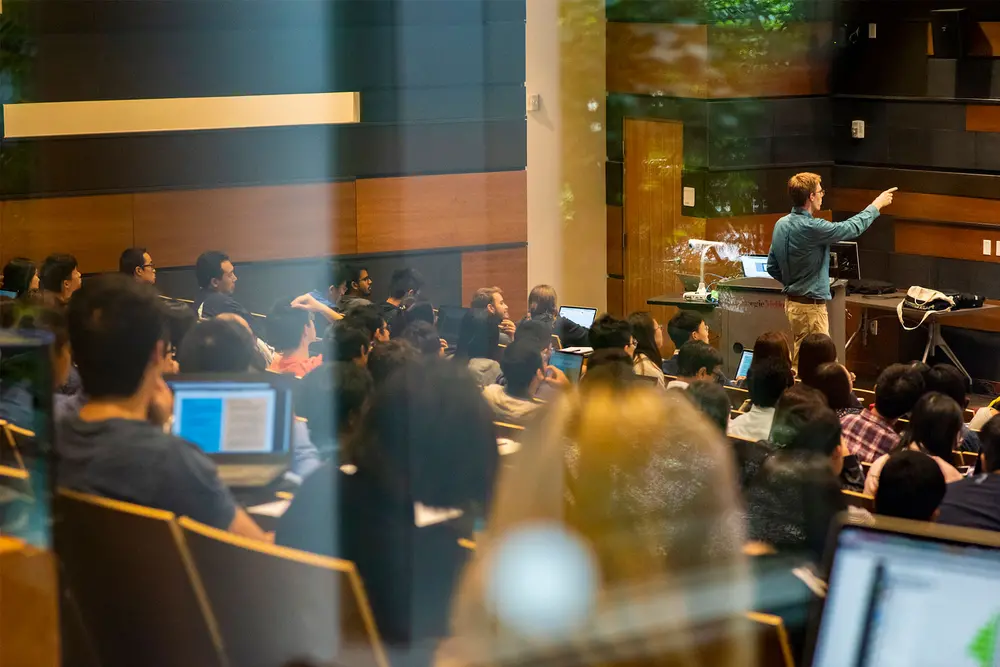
[{"xmin": 871, "ymin": 187, "xmax": 897, "ymax": 211}]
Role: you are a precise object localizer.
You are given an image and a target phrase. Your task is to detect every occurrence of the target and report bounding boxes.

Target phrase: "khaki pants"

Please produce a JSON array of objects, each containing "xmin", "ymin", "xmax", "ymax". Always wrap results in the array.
[{"xmin": 785, "ymin": 299, "xmax": 829, "ymax": 368}]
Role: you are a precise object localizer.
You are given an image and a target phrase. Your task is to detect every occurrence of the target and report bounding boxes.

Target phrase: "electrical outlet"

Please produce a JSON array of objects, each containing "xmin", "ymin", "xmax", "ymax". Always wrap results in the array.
[
  {"xmin": 683, "ymin": 187, "xmax": 695, "ymax": 207},
  {"xmin": 868, "ymin": 23, "xmax": 877, "ymax": 38},
  {"xmin": 851, "ymin": 120, "xmax": 865, "ymax": 139},
  {"xmin": 985, "ymin": 239, "xmax": 993, "ymax": 256},
  {"xmin": 869, "ymin": 320, "xmax": 878, "ymax": 335},
  {"xmin": 995, "ymin": 241, "xmax": 1000, "ymax": 256},
  {"xmin": 526, "ymin": 94, "xmax": 541, "ymax": 112}
]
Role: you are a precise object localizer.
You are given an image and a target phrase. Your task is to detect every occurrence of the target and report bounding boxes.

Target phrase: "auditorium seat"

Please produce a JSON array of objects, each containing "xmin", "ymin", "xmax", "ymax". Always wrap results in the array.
[
  {"xmin": 178, "ymin": 516, "xmax": 388, "ymax": 667},
  {"xmin": 55, "ymin": 490, "xmax": 225, "ymax": 667},
  {"xmin": 747, "ymin": 612, "xmax": 796, "ymax": 667},
  {"xmin": 0, "ymin": 536, "xmax": 59, "ymax": 667},
  {"xmin": 842, "ymin": 489, "xmax": 875, "ymax": 512}
]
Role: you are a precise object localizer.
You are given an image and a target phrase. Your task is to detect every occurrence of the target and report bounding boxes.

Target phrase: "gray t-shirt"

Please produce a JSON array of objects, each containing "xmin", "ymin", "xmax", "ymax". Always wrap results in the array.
[{"xmin": 57, "ymin": 416, "xmax": 237, "ymax": 530}]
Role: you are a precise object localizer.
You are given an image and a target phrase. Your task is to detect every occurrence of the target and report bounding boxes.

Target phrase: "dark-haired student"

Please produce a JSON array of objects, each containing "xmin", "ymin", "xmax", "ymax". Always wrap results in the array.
[
  {"xmin": 296, "ymin": 362, "xmax": 372, "ymax": 462},
  {"xmin": 332, "ymin": 325, "xmax": 371, "ymax": 367},
  {"xmin": 381, "ymin": 268, "xmax": 424, "ymax": 334},
  {"xmin": 58, "ymin": 275, "xmax": 268, "ymax": 540},
  {"xmin": 864, "ymin": 392, "xmax": 963, "ymax": 496},
  {"xmin": 338, "ymin": 264, "xmax": 373, "ymax": 312},
  {"xmin": 662, "ymin": 310, "xmax": 709, "ymax": 376},
  {"xmin": 119, "ymin": 247, "xmax": 156, "ymax": 285},
  {"xmin": 267, "ymin": 300, "xmax": 322, "ymax": 378},
  {"xmin": 517, "ymin": 284, "xmax": 590, "ymax": 348},
  {"xmin": 796, "ymin": 333, "xmax": 836, "ymax": 387},
  {"xmin": 628, "ymin": 312, "xmax": 666, "ymax": 388},
  {"xmin": 482, "ymin": 338, "xmax": 567, "ymax": 424},
  {"xmin": 810, "ymin": 361, "xmax": 861, "ymax": 418},
  {"xmin": 729, "ymin": 356, "xmax": 793, "ymax": 441},
  {"xmin": 1, "ymin": 258, "xmax": 39, "ymax": 299},
  {"xmin": 685, "ymin": 380, "xmax": 730, "ymax": 432},
  {"xmin": 842, "ymin": 363, "xmax": 924, "ymax": 463},
  {"xmin": 193, "ymin": 250, "xmax": 252, "ymax": 324},
  {"xmin": 875, "ymin": 450, "xmax": 946, "ymax": 522},
  {"xmin": 343, "ymin": 302, "xmax": 390, "ymax": 344},
  {"xmin": 937, "ymin": 415, "xmax": 1000, "ymax": 532},
  {"xmin": 402, "ymin": 320, "xmax": 445, "ymax": 359},
  {"xmin": 470, "ymin": 286, "xmax": 516, "ymax": 344},
  {"xmin": 456, "ymin": 309, "xmax": 502, "ymax": 388},
  {"xmin": 589, "ymin": 313, "xmax": 635, "ymax": 358},
  {"xmin": 177, "ymin": 317, "xmax": 321, "ymax": 479},
  {"xmin": 40, "ymin": 253, "xmax": 82, "ymax": 304},
  {"xmin": 666, "ymin": 340, "xmax": 721, "ymax": 390},
  {"xmin": 278, "ymin": 362, "xmax": 498, "ymax": 643},
  {"xmin": 926, "ymin": 363, "xmax": 980, "ymax": 453},
  {"xmin": 367, "ymin": 339, "xmax": 421, "ymax": 387}
]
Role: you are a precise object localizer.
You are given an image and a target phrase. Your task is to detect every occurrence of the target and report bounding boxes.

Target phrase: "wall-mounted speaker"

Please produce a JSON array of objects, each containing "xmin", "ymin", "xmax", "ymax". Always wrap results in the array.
[{"xmin": 930, "ymin": 8, "xmax": 970, "ymax": 59}]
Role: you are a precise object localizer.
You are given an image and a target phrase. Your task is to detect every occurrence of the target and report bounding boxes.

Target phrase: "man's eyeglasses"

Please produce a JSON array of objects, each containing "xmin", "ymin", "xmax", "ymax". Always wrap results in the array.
[
  {"xmin": 813, "ymin": 189, "xmax": 825, "ymax": 196},
  {"xmin": 142, "ymin": 263, "xmax": 155, "ymax": 270}
]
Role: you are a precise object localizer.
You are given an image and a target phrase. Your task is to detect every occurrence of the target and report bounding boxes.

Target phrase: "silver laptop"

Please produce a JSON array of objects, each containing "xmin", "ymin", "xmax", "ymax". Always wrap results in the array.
[
  {"xmin": 810, "ymin": 516, "xmax": 1000, "ymax": 666},
  {"xmin": 740, "ymin": 255, "xmax": 771, "ymax": 279},
  {"xmin": 558, "ymin": 306, "xmax": 598, "ymax": 329},
  {"xmin": 166, "ymin": 374, "xmax": 294, "ymax": 488}
]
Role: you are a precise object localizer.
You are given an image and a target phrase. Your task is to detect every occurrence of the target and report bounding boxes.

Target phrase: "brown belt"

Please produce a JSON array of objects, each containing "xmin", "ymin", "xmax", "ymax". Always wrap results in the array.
[{"xmin": 787, "ymin": 295, "xmax": 826, "ymax": 305}]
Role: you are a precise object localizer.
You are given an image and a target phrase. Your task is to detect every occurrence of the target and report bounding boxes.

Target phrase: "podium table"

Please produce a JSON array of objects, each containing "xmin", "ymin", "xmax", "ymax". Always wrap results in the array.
[{"xmin": 648, "ymin": 278, "xmax": 847, "ymax": 378}]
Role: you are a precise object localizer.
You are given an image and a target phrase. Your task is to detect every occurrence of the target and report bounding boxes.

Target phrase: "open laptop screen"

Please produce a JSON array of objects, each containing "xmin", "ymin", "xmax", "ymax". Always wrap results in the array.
[
  {"xmin": 558, "ymin": 306, "xmax": 597, "ymax": 329},
  {"xmin": 167, "ymin": 377, "xmax": 292, "ymax": 455},
  {"xmin": 811, "ymin": 521, "xmax": 1000, "ymax": 667},
  {"xmin": 735, "ymin": 350, "xmax": 753, "ymax": 380},
  {"xmin": 740, "ymin": 255, "xmax": 770, "ymax": 279},
  {"xmin": 549, "ymin": 351, "xmax": 584, "ymax": 383}
]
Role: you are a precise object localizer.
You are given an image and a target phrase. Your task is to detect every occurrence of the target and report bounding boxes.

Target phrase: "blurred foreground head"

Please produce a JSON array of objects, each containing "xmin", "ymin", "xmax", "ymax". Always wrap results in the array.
[{"xmin": 443, "ymin": 377, "xmax": 750, "ymax": 667}]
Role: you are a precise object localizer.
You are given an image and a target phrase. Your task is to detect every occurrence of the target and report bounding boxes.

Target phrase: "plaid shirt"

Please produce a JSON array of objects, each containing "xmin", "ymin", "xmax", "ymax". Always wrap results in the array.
[{"xmin": 841, "ymin": 408, "xmax": 899, "ymax": 463}]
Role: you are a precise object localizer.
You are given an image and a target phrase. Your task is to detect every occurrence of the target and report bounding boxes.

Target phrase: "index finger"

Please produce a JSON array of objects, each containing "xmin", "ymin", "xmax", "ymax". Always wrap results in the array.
[{"xmin": 885, "ymin": 187, "xmax": 898, "ymax": 193}]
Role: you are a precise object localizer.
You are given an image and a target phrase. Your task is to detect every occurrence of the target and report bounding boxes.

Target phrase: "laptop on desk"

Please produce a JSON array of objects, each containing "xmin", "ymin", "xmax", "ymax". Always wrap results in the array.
[
  {"xmin": 558, "ymin": 306, "xmax": 598, "ymax": 329},
  {"xmin": 809, "ymin": 516, "xmax": 1000, "ymax": 667},
  {"xmin": 166, "ymin": 374, "xmax": 294, "ymax": 488}
]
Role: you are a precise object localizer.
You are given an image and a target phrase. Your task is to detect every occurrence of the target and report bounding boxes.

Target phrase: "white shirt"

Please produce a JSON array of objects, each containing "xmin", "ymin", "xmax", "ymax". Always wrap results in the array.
[
  {"xmin": 727, "ymin": 405, "xmax": 776, "ymax": 442},
  {"xmin": 666, "ymin": 379, "xmax": 689, "ymax": 391}
]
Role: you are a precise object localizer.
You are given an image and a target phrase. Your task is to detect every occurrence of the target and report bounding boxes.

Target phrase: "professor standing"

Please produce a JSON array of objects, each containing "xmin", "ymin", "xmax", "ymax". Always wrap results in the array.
[{"xmin": 767, "ymin": 173, "xmax": 896, "ymax": 365}]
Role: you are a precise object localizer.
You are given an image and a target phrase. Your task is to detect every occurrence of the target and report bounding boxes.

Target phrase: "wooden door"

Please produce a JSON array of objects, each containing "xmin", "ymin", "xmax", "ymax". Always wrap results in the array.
[{"xmin": 623, "ymin": 119, "xmax": 683, "ymax": 322}]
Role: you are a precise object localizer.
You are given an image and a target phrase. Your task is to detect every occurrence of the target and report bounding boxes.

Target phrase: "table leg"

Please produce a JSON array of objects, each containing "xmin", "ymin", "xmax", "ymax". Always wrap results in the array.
[
  {"xmin": 846, "ymin": 308, "xmax": 867, "ymax": 351},
  {"xmin": 929, "ymin": 320, "xmax": 972, "ymax": 383}
]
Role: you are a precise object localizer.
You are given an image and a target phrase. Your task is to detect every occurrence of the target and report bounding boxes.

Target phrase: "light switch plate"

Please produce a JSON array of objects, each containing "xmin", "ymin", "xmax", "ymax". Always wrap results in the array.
[
  {"xmin": 683, "ymin": 187, "xmax": 695, "ymax": 207},
  {"xmin": 985, "ymin": 239, "xmax": 992, "ymax": 256},
  {"xmin": 868, "ymin": 23, "xmax": 877, "ymax": 38}
]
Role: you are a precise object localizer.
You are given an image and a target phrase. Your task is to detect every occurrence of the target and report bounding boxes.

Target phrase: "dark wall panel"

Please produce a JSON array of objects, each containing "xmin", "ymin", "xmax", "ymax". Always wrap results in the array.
[
  {"xmin": 0, "ymin": 120, "xmax": 527, "ymax": 197},
  {"xmin": 683, "ymin": 165, "xmax": 833, "ymax": 218},
  {"xmin": 361, "ymin": 85, "xmax": 525, "ymax": 124},
  {"xmin": 7, "ymin": 1, "xmax": 525, "ymax": 102},
  {"xmin": 835, "ymin": 165, "xmax": 1000, "ymax": 200},
  {"xmin": 152, "ymin": 249, "xmax": 466, "ymax": 316}
]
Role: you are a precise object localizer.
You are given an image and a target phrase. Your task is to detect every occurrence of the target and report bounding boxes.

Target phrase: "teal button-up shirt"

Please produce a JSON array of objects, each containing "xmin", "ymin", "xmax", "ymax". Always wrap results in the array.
[{"xmin": 767, "ymin": 205, "xmax": 879, "ymax": 300}]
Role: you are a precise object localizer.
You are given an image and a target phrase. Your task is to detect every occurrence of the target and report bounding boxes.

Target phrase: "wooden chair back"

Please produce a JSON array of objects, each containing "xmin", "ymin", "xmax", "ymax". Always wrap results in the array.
[
  {"xmin": 724, "ymin": 384, "xmax": 749, "ymax": 408},
  {"xmin": 957, "ymin": 450, "xmax": 980, "ymax": 468},
  {"xmin": 747, "ymin": 612, "xmax": 796, "ymax": 667},
  {"xmin": 0, "ymin": 536, "xmax": 59, "ymax": 667},
  {"xmin": 54, "ymin": 490, "xmax": 224, "ymax": 667},
  {"xmin": 842, "ymin": 489, "xmax": 875, "ymax": 512},
  {"xmin": 178, "ymin": 517, "xmax": 388, "ymax": 667}
]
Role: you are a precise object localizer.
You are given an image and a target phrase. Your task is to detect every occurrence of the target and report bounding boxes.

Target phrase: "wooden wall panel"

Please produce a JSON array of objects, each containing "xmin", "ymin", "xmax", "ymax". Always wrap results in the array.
[
  {"xmin": 0, "ymin": 195, "xmax": 133, "ymax": 272},
  {"xmin": 705, "ymin": 210, "xmax": 832, "ymax": 254},
  {"xmin": 133, "ymin": 182, "xmax": 357, "ymax": 267},
  {"xmin": 833, "ymin": 188, "xmax": 1000, "ymax": 227},
  {"xmin": 607, "ymin": 277, "xmax": 624, "ymax": 318},
  {"xmin": 356, "ymin": 171, "xmax": 527, "ymax": 254},
  {"xmin": 607, "ymin": 205, "xmax": 623, "ymax": 276},
  {"xmin": 607, "ymin": 22, "xmax": 830, "ymax": 98},
  {"xmin": 895, "ymin": 220, "xmax": 1000, "ymax": 263},
  {"xmin": 461, "ymin": 247, "xmax": 528, "ymax": 320},
  {"xmin": 966, "ymin": 104, "xmax": 1000, "ymax": 133}
]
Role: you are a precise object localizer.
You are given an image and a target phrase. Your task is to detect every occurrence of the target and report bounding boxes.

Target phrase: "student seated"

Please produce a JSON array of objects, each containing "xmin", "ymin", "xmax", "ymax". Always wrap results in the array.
[
  {"xmin": 381, "ymin": 268, "xmax": 424, "ymax": 334},
  {"xmin": 332, "ymin": 324, "xmax": 371, "ymax": 367},
  {"xmin": 875, "ymin": 450, "xmax": 946, "ymax": 522},
  {"xmin": 39, "ymin": 253, "xmax": 82, "ymax": 304},
  {"xmin": 178, "ymin": 318, "xmax": 321, "ymax": 479},
  {"xmin": 517, "ymin": 284, "xmax": 590, "ymax": 348},
  {"xmin": 402, "ymin": 320, "xmax": 445, "ymax": 359},
  {"xmin": 728, "ymin": 356, "xmax": 793, "ymax": 441},
  {"xmin": 482, "ymin": 338, "xmax": 566, "ymax": 424},
  {"xmin": 684, "ymin": 379, "xmax": 730, "ymax": 433},
  {"xmin": 745, "ymin": 451, "xmax": 845, "ymax": 664},
  {"xmin": 470, "ymin": 286, "xmax": 516, "ymax": 344},
  {"xmin": 926, "ymin": 363, "xmax": 980, "ymax": 452},
  {"xmin": 662, "ymin": 310, "xmax": 708, "ymax": 375},
  {"xmin": 796, "ymin": 333, "xmax": 836, "ymax": 386},
  {"xmin": 737, "ymin": 331, "xmax": 791, "ymax": 385},
  {"xmin": 810, "ymin": 361, "xmax": 861, "ymax": 418},
  {"xmin": 666, "ymin": 340, "xmax": 721, "ymax": 390},
  {"xmin": 162, "ymin": 301, "xmax": 197, "ymax": 374},
  {"xmin": 295, "ymin": 362, "xmax": 372, "ymax": 462},
  {"xmin": 193, "ymin": 251, "xmax": 253, "ymax": 326},
  {"xmin": 367, "ymin": 339, "xmax": 421, "ymax": 387},
  {"xmin": 342, "ymin": 302, "xmax": 390, "ymax": 344},
  {"xmin": 588, "ymin": 313, "xmax": 635, "ymax": 357},
  {"xmin": 938, "ymin": 415, "xmax": 1000, "ymax": 532},
  {"xmin": 628, "ymin": 311, "xmax": 665, "ymax": 388},
  {"xmin": 58, "ymin": 275, "xmax": 268, "ymax": 540},
  {"xmin": 455, "ymin": 309, "xmax": 502, "ymax": 388},
  {"xmin": 1, "ymin": 258, "xmax": 39, "ymax": 299},
  {"xmin": 267, "ymin": 300, "xmax": 322, "ymax": 378},
  {"xmin": 277, "ymin": 362, "xmax": 498, "ymax": 644},
  {"xmin": 119, "ymin": 247, "xmax": 156, "ymax": 284},
  {"xmin": 864, "ymin": 392, "xmax": 964, "ymax": 496},
  {"xmin": 338, "ymin": 264, "xmax": 374, "ymax": 311},
  {"xmin": 841, "ymin": 363, "xmax": 924, "ymax": 463}
]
